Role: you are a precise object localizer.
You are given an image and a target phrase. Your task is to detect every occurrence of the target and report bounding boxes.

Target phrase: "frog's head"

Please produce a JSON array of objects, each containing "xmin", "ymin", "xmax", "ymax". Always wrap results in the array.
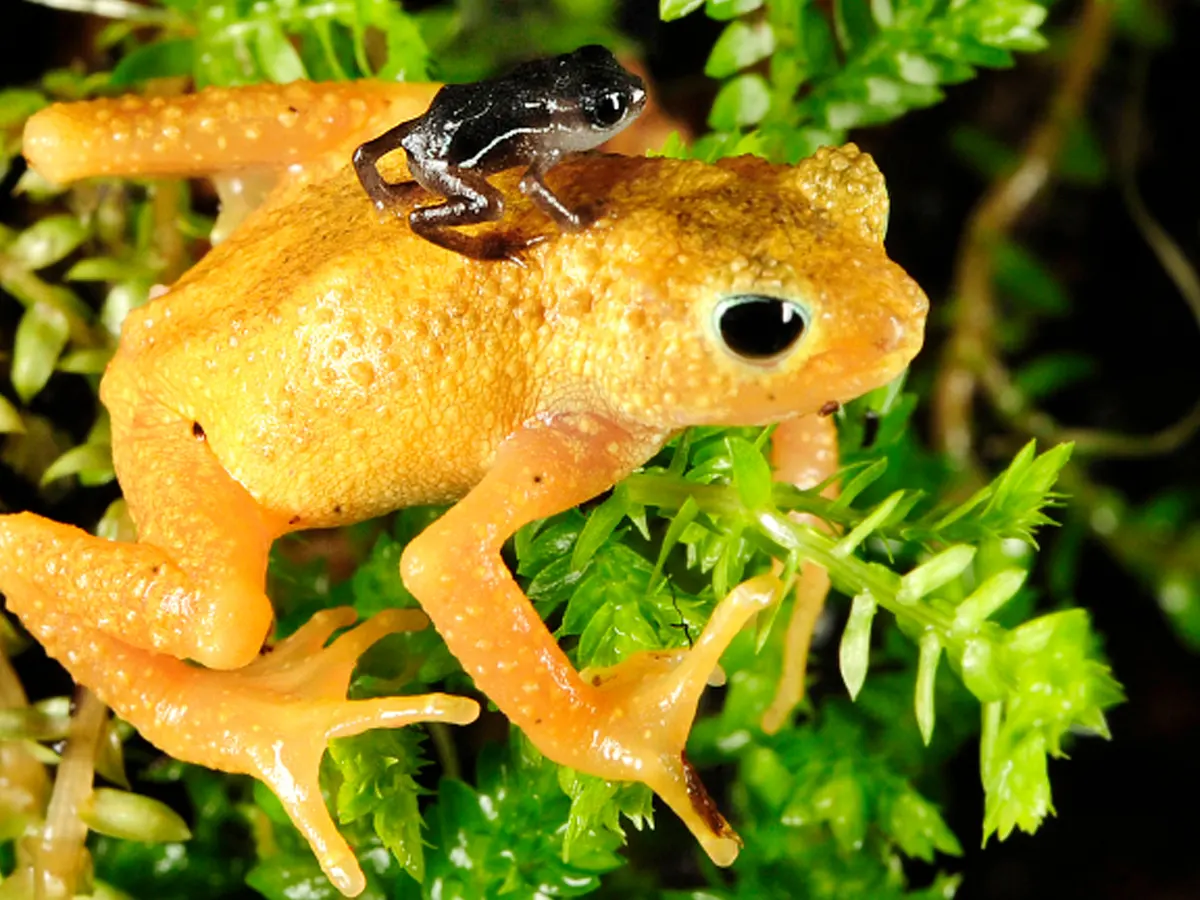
[
  {"xmin": 573, "ymin": 145, "xmax": 929, "ymax": 429},
  {"xmin": 555, "ymin": 45, "xmax": 647, "ymax": 151}
]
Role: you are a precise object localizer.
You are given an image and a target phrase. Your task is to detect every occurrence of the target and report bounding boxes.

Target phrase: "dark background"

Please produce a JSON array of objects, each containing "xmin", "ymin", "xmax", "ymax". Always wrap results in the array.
[{"xmin": 2, "ymin": 1, "xmax": 1197, "ymax": 898}]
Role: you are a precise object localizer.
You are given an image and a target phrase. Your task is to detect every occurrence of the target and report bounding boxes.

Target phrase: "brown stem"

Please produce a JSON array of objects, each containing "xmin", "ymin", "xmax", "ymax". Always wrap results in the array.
[
  {"xmin": 931, "ymin": 0, "xmax": 1114, "ymax": 467},
  {"xmin": 26, "ymin": 688, "xmax": 107, "ymax": 900},
  {"xmin": 929, "ymin": 0, "xmax": 1199, "ymax": 599},
  {"xmin": 979, "ymin": 357, "xmax": 1200, "ymax": 458},
  {"xmin": 975, "ymin": 42, "xmax": 1200, "ymax": 460}
]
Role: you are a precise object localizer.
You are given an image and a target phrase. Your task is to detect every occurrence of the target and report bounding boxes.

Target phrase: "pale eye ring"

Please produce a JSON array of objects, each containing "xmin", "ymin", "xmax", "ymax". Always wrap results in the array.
[{"xmin": 714, "ymin": 295, "xmax": 809, "ymax": 362}]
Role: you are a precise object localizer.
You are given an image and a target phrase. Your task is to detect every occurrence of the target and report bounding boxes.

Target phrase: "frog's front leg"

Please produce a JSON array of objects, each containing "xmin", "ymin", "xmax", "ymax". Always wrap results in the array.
[
  {"xmin": 518, "ymin": 151, "xmax": 585, "ymax": 231},
  {"xmin": 760, "ymin": 413, "xmax": 839, "ymax": 734},
  {"xmin": 401, "ymin": 413, "xmax": 762, "ymax": 866},
  {"xmin": 24, "ymin": 81, "xmax": 437, "ymax": 185},
  {"xmin": 0, "ymin": 392, "xmax": 478, "ymax": 896}
]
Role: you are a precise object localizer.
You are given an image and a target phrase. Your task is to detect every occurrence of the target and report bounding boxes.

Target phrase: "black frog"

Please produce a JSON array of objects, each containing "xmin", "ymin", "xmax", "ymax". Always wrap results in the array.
[{"xmin": 353, "ymin": 45, "xmax": 647, "ymax": 259}]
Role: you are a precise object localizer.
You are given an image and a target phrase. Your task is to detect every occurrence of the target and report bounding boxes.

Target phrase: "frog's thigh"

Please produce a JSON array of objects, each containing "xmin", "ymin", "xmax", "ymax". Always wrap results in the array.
[
  {"xmin": 0, "ymin": 400, "xmax": 280, "ymax": 671},
  {"xmin": 112, "ymin": 396, "xmax": 291, "ymax": 668},
  {"xmin": 23, "ymin": 81, "xmax": 437, "ymax": 184},
  {"xmin": 407, "ymin": 164, "xmax": 512, "ymax": 259},
  {"xmin": 761, "ymin": 414, "xmax": 838, "ymax": 734}
]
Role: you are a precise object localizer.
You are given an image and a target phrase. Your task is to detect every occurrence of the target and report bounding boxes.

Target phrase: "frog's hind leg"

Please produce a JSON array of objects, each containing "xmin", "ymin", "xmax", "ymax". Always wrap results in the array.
[
  {"xmin": 0, "ymin": 568, "xmax": 476, "ymax": 896},
  {"xmin": 405, "ymin": 164, "xmax": 516, "ymax": 260},
  {"xmin": 23, "ymin": 81, "xmax": 439, "ymax": 186},
  {"xmin": 0, "ymin": 393, "xmax": 478, "ymax": 895},
  {"xmin": 0, "ymin": 394, "xmax": 286, "ymax": 670},
  {"xmin": 352, "ymin": 120, "xmax": 423, "ymax": 210}
]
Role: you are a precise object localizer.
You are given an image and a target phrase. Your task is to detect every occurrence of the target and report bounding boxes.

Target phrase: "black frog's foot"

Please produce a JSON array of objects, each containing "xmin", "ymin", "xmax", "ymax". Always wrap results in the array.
[
  {"xmin": 563, "ymin": 201, "xmax": 602, "ymax": 232},
  {"xmin": 409, "ymin": 216, "xmax": 547, "ymax": 263}
]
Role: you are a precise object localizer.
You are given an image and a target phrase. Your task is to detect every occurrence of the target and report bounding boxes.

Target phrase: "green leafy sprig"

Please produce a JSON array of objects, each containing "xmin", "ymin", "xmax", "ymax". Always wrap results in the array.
[
  {"xmin": 538, "ymin": 430, "xmax": 1121, "ymax": 845},
  {"xmin": 660, "ymin": 0, "xmax": 1048, "ymax": 164}
]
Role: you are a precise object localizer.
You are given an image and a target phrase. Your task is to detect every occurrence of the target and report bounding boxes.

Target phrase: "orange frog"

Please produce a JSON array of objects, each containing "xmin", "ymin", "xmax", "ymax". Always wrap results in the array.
[{"xmin": 2, "ymin": 80, "xmax": 927, "ymax": 894}]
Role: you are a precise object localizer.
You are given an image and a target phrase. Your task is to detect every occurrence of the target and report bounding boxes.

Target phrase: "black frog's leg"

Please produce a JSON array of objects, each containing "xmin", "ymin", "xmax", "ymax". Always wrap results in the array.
[
  {"xmin": 406, "ymin": 162, "xmax": 517, "ymax": 260},
  {"xmin": 352, "ymin": 120, "xmax": 423, "ymax": 210},
  {"xmin": 518, "ymin": 151, "xmax": 586, "ymax": 232}
]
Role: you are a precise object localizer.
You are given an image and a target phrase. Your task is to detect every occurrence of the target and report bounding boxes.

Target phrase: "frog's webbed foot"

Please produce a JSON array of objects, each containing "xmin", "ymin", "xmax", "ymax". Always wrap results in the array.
[
  {"xmin": 579, "ymin": 574, "xmax": 779, "ymax": 865},
  {"xmin": 158, "ymin": 608, "xmax": 478, "ymax": 897}
]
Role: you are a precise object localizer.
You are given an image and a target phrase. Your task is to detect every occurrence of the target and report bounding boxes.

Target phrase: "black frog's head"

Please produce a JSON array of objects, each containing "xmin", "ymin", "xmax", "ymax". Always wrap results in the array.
[{"xmin": 557, "ymin": 45, "xmax": 647, "ymax": 150}]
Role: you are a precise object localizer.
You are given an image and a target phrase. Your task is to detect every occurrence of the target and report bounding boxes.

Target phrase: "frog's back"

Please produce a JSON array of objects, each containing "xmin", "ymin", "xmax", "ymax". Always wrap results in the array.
[
  {"xmin": 414, "ymin": 78, "xmax": 559, "ymax": 171},
  {"xmin": 105, "ymin": 167, "xmax": 546, "ymax": 526}
]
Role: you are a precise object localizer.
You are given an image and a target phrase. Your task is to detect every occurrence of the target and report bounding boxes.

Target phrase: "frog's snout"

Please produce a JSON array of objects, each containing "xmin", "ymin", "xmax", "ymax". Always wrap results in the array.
[
  {"xmin": 718, "ymin": 257, "xmax": 927, "ymax": 425},
  {"xmin": 881, "ymin": 267, "xmax": 930, "ymax": 355}
]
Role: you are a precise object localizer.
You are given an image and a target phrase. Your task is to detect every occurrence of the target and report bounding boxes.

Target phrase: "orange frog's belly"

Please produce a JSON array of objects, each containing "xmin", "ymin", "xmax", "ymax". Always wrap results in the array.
[{"xmin": 207, "ymin": 381, "xmax": 500, "ymax": 527}]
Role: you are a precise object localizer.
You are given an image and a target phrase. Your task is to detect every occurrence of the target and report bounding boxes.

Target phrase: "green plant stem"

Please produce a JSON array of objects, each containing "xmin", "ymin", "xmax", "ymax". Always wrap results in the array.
[
  {"xmin": 624, "ymin": 473, "xmax": 988, "ymax": 665},
  {"xmin": 426, "ymin": 722, "xmax": 461, "ymax": 782},
  {"xmin": 0, "ymin": 258, "xmax": 105, "ymax": 348}
]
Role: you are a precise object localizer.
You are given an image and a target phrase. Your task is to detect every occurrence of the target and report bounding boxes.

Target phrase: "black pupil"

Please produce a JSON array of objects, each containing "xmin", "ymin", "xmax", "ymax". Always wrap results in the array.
[
  {"xmin": 594, "ymin": 92, "xmax": 625, "ymax": 127},
  {"xmin": 718, "ymin": 296, "xmax": 807, "ymax": 360}
]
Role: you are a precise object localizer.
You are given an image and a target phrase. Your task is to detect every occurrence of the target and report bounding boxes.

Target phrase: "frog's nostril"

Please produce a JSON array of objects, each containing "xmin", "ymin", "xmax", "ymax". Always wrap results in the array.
[
  {"xmin": 714, "ymin": 295, "xmax": 809, "ymax": 362},
  {"xmin": 880, "ymin": 315, "xmax": 907, "ymax": 352}
]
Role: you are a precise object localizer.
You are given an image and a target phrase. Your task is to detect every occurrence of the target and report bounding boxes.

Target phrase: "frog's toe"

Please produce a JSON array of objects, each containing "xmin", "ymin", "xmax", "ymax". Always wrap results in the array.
[
  {"xmin": 562, "ymin": 201, "xmax": 599, "ymax": 232},
  {"xmin": 242, "ymin": 689, "xmax": 477, "ymax": 896},
  {"xmin": 194, "ymin": 610, "xmax": 480, "ymax": 895},
  {"xmin": 581, "ymin": 574, "xmax": 779, "ymax": 866},
  {"xmin": 471, "ymin": 229, "xmax": 537, "ymax": 263},
  {"xmin": 645, "ymin": 751, "xmax": 743, "ymax": 866},
  {"xmin": 252, "ymin": 607, "xmax": 359, "ymax": 671},
  {"xmin": 244, "ymin": 606, "xmax": 428, "ymax": 695}
]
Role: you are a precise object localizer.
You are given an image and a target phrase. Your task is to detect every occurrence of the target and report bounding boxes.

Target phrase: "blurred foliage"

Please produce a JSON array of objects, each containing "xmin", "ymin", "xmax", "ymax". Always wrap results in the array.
[
  {"xmin": 936, "ymin": 0, "xmax": 1200, "ymax": 651},
  {"xmin": 6, "ymin": 0, "xmax": 1196, "ymax": 897}
]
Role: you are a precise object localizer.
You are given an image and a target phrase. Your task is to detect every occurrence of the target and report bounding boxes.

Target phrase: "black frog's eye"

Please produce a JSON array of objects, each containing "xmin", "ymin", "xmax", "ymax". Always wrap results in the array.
[
  {"xmin": 715, "ymin": 295, "xmax": 809, "ymax": 362},
  {"xmin": 587, "ymin": 91, "xmax": 628, "ymax": 128}
]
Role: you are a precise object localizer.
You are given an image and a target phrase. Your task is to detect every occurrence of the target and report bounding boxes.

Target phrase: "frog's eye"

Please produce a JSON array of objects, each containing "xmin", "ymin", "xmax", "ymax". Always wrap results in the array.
[
  {"xmin": 587, "ymin": 91, "xmax": 628, "ymax": 129},
  {"xmin": 714, "ymin": 295, "xmax": 809, "ymax": 362}
]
